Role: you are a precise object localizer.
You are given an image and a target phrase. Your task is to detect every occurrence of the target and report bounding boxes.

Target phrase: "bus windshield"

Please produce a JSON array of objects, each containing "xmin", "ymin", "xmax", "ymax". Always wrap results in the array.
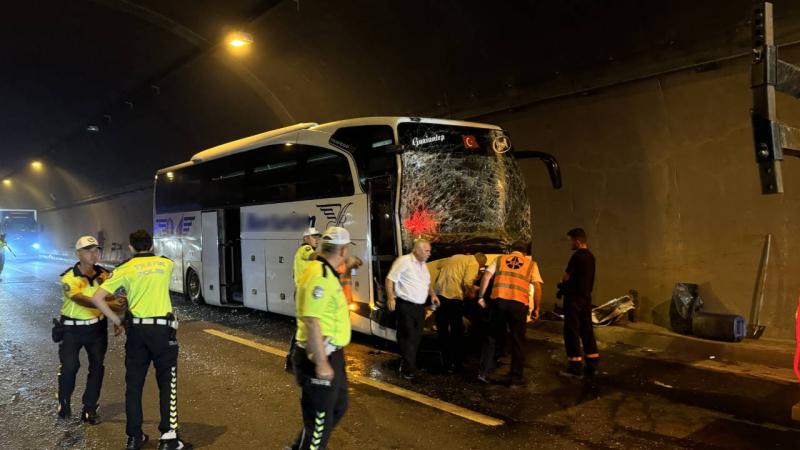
[{"xmin": 397, "ymin": 122, "xmax": 531, "ymax": 257}]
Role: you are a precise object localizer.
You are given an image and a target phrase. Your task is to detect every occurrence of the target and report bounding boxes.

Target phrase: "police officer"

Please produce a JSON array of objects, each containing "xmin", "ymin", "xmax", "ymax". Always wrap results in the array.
[
  {"xmin": 295, "ymin": 227, "xmax": 321, "ymax": 286},
  {"xmin": 477, "ymin": 249, "xmax": 543, "ymax": 385},
  {"xmin": 57, "ymin": 236, "xmax": 124, "ymax": 423},
  {"xmin": 287, "ymin": 227, "xmax": 353, "ymax": 450},
  {"xmin": 90, "ymin": 230, "xmax": 192, "ymax": 450},
  {"xmin": 287, "ymin": 227, "xmax": 322, "ymax": 372}
]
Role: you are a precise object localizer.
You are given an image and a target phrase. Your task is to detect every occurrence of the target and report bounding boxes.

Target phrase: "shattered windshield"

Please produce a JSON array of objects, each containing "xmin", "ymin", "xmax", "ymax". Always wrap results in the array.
[{"xmin": 397, "ymin": 122, "xmax": 531, "ymax": 256}]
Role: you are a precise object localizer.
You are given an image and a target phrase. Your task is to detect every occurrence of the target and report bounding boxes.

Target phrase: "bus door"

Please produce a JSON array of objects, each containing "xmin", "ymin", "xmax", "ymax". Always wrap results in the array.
[
  {"xmin": 201, "ymin": 208, "xmax": 242, "ymax": 305},
  {"xmin": 200, "ymin": 210, "xmax": 222, "ymax": 306},
  {"xmin": 367, "ymin": 174, "xmax": 400, "ymax": 337}
]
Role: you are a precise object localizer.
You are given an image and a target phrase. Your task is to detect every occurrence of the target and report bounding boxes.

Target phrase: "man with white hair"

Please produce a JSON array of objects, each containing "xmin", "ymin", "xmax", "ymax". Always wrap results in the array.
[{"xmin": 386, "ymin": 238, "xmax": 439, "ymax": 380}]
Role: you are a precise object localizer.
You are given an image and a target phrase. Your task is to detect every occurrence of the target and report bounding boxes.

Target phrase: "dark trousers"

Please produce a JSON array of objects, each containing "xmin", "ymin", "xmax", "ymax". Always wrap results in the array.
[
  {"xmin": 57, "ymin": 318, "xmax": 108, "ymax": 413},
  {"xmin": 290, "ymin": 347, "xmax": 348, "ymax": 450},
  {"xmin": 125, "ymin": 324, "xmax": 180, "ymax": 437},
  {"xmin": 563, "ymin": 295, "xmax": 598, "ymax": 358},
  {"xmin": 435, "ymin": 297, "xmax": 465, "ymax": 369},
  {"xmin": 480, "ymin": 299, "xmax": 528, "ymax": 379},
  {"xmin": 396, "ymin": 299, "xmax": 426, "ymax": 374}
]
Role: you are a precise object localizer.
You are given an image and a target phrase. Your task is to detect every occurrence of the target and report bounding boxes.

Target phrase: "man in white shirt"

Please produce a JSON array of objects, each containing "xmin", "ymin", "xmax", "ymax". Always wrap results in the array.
[{"xmin": 386, "ymin": 239, "xmax": 439, "ymax": 380}]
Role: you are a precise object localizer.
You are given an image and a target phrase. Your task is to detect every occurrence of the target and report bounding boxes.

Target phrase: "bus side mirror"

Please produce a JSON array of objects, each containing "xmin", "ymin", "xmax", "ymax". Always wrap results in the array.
[{"xmin": 514, "ymin": 151, "xmax": 562, "ymax": 190}]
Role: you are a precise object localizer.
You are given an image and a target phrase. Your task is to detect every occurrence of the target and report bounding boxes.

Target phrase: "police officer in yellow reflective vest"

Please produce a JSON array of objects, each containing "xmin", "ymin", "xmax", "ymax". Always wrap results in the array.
[
  {"xmin": 57, "ymin": 236, "xmax": 124, "ymax": 423},
  {"xmin": 90, "ymin": 230, "xmax": 192, "ymax": 450},
  {"xmin": 287, "ymin": 226, "xmax": 353, "ymax": 450},
  {"xmin": 287, "ymin": 227, "xmax": 322, "ymax": 372}
]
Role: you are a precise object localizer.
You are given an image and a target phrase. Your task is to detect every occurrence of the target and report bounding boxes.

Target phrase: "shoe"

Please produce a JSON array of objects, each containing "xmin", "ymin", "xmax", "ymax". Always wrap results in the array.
[
  {"xmin": 559, "ymin": 362, "xmax": 585, "ymax": 379},
  {"xmin": 158, "ymin": 436, "xmax": 193, "ymax": 450},
  {"xmin": 81, "ymin": 408, "xmax": 101, "ymax": 425},
  {"xmin": 400, "ymin": 371, "xmax": 416, "ymax": 381},
  {"xmin": 57, "ymin": 404, "xmax": 71, "ymax": 420},
  {"xmin": 126, "ymin": 434, "xmax": 149, "ymax": 450},
  {"xmin": 477, "ymin": 373, "xmax": 490, "ymax": 384}
]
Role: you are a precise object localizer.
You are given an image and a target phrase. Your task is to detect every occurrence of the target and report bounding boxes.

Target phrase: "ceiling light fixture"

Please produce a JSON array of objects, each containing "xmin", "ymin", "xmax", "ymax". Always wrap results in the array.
[{"xmin": 228, "ymin": 31, "xmax": 254, "ymax": 47}]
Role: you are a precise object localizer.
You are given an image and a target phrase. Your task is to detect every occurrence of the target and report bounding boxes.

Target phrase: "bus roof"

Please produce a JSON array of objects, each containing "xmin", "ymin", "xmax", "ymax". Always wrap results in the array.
[{"xmin": 158, "ymin": 117, "xmax": 502, "ymax": 173}]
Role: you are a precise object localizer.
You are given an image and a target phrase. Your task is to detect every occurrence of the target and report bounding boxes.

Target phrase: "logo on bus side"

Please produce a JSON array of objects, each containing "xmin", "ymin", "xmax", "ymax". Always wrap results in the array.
[
  {"xmin": 317, "ymin": 203, "xmax": 352, "ymax": 228},
  {"xmin": 242, "ymin": 203, "xmax": 352, "ymax": 233},
  {"xmin": 155, "ymin": 216, "xmax": 195, "ymax": 236}
]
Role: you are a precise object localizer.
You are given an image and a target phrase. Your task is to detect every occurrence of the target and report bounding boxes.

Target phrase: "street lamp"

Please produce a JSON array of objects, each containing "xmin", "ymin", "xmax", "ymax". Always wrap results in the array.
[
  {"xmin": 31, "ymin": 161, "xmax": 43, "ymax": 171},
  {"xmin": 227, "ymin": 31, "xmax": 253, "ymax": 48},
  {"xmin": 2, "ymin": 179, "xmax": 11, "ymax": 187}
]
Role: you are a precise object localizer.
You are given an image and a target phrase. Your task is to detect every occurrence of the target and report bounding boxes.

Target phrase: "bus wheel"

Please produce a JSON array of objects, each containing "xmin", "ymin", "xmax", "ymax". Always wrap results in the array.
[{"xmin": 185, "ymin": 268, "xmax": 204, "ymax": 305}]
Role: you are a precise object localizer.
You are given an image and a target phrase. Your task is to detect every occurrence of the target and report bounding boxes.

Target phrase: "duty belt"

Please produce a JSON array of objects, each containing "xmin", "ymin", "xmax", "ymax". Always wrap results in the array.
[
  {"xmin": 297, "ymin": 338, "xmax": 341, "ymax": 357},
  {"xmin": 63, "ymin": 316, "xmax": 104, "ymax": 326},
  {"xmin": 131, "ymin": 317, "xmax": 179, "ymax": 330}
]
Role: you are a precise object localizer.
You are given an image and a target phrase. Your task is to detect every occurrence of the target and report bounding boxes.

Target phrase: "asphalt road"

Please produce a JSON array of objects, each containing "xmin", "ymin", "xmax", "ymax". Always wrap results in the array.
[{"xmin": 0, "ymin": 258, "xmax": 798, "ymax": 449}]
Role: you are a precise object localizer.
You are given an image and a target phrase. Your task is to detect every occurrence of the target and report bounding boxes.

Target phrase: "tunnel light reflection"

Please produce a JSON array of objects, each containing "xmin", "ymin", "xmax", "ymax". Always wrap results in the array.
[
  {"xmin": 31, "ymin": 161, "xmax": 43, "ymax": 171},
  {"xmin": 2, "ymin": 179, "xmax": 10, "ymax": 187}
]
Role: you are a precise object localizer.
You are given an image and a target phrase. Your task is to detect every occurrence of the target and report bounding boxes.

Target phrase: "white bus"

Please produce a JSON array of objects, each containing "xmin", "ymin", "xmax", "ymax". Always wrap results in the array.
[{"xmin": 153, "ymin": 117, "xmax": 560, "ymax": 340}]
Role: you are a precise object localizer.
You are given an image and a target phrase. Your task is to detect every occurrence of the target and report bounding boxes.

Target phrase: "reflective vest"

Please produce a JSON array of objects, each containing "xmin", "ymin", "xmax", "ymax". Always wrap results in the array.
[
  {"xmin": 338, "ymin": 262, "xmax": 353, "ymax": 303},
  {"xmin": 490, "ymin": 253, "xmax": 534, "ymax": 304},
  {"xmin": 294, "ymin": 244, "xmax": 315, "ymax": 288},
  {"xmin": 99, "ymin": 254, "xmax": 174, "ymax": 318}
]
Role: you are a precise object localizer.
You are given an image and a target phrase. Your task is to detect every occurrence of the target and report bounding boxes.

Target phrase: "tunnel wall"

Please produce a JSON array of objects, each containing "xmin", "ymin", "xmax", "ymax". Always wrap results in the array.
[{"xmin": 488, "ymin": 52, "xmax": 800, "ymax": 339}]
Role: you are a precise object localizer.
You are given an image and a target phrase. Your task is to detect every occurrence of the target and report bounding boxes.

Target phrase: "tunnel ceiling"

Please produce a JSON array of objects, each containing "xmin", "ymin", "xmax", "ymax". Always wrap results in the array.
[
  {"xmin": 0, "ymin": 0, "xmax": 274, "ymax": 176},
  {"xmin": 3, "ymin": 0, "xmax": 800, "ymax": 210}
]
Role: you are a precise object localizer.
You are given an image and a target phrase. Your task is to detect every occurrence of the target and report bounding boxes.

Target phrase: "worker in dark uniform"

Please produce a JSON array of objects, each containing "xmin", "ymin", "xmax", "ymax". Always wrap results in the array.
[
  {"xmin": 57, "ymin": 236, "xmax": 125, "ymax": 423},
  {"xmin": 90, "ymin": 230, "xmax": 192, "ymax": 450},
  {"xmin": 558, "ymin": 228, "xmax": 599, "ymax": 378},
  {"xmin": 286, "ymin": 227, "xmax": 322, "ymax": 372},
  {"xmin": 477, "ymin": 250, "xmax": 543, "ymax": 385},
  {"xmin": 286, "ymin": 227, "xmax": 353, "ymax": 450}
]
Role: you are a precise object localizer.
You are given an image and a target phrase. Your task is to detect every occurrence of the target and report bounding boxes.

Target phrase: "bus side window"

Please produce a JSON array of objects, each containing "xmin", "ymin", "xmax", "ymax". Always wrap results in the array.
[
  {"xmin": 296, "ymin": 145, "xmax": 354, "ymax": 200},
  {"xmin": 245, "ymin": 145, "xmax": 299, "ymax": 205}
]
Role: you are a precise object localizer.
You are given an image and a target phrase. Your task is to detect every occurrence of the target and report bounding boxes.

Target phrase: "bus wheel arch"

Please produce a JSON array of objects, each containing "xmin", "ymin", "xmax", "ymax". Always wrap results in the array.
[{"xmin": 185, "ymin": 267, "xmax": 204, "ymax": 305}]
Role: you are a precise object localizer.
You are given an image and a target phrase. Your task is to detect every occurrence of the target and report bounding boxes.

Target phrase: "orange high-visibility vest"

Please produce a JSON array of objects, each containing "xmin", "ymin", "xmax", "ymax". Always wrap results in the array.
[
  {"xmin": 338, "ymin": 263, "xmax": 354, "ymax": 303},
  {"xmin": 490, "ymin": 253, "xmax": 534, "ymax": 304}
]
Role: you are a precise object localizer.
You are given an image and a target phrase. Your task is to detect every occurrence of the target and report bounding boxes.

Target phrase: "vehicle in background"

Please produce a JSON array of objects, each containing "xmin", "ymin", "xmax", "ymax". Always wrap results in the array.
[{"xmin": 0, "ymin": 209, "xmax": 40, "ymax": 256}]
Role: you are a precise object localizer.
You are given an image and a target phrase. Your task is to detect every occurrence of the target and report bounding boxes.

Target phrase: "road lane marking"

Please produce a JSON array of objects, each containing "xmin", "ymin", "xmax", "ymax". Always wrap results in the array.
[
  {"xmin": 203, "ymin": 328, "xmax": 505, "ymax": 427},
  {"xmin": 204, "ymin": 328, "xmax": 288, "ymax": 357},
  {"xmin": 351, "ymin": 375, "xmax": 505, "ymax": 426}
]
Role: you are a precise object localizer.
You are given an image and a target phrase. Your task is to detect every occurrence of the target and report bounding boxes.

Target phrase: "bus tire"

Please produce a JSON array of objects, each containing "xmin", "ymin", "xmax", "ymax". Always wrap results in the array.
[{"xmin": 185, "ymin": 268, "xmax": 204, "ymax": 305}]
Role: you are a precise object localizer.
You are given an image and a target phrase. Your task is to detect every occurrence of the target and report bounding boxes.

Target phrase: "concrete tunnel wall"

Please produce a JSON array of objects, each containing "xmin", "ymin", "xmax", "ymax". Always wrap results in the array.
[
  {"xmin": 36, "ymin": 46, "xmax": 800, "ymax": 339},
  {"xmin": 487, "ymin": 51, "xmax": 800, "ymax": 340}
]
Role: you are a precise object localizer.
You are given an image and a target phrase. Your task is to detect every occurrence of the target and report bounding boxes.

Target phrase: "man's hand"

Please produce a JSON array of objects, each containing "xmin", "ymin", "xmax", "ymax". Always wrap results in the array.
[
  {"xmin": 316, "ymin": 359, "xmax": 334, "ymax": 380},
  {"xmin": 529, "ymin": 308, "xmax": 540, "ymax": 322},
  {"xmin": 106, "ymin": 295, "xmax": 127, "ymax": 313},
  {"xmin": 478, "ymin": 298, "xmax": 487, "ymax": 309},
  {"xmin": 431, "ymin": 295, "xmax": 440, "ymax": 307},
  {"xmin": 388, "ymin": 297, "xmax": 396, "ymax": 312},
  {"xmin": 113, "ymin": 323, "xmax": 125, "ymax": 336}
]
